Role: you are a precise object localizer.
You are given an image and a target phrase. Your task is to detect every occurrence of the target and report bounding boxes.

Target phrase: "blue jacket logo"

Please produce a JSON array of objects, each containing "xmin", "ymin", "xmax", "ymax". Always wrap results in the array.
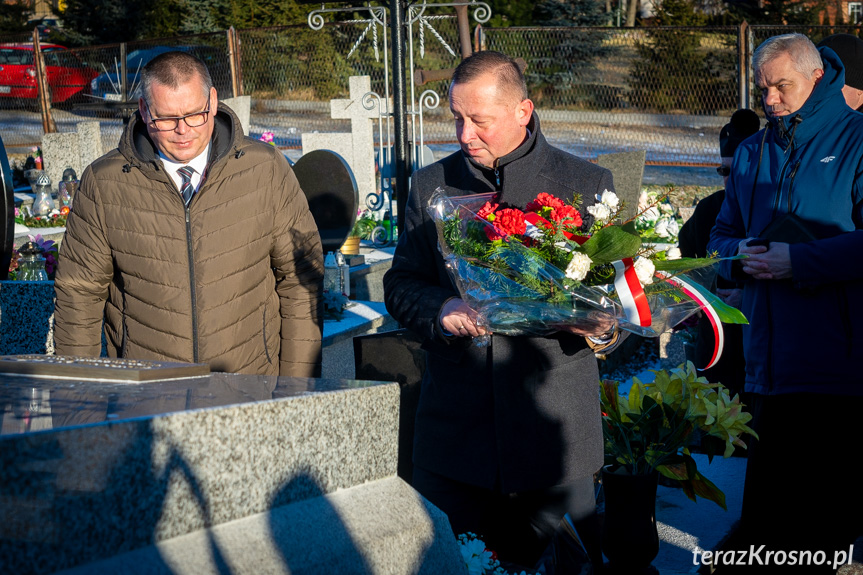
[{"xmin": 820, "ymin": 155, "xmax": 836, "ymax": 163}]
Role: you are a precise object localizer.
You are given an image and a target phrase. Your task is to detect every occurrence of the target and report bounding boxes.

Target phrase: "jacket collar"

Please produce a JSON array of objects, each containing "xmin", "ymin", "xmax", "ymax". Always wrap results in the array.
[
  {"xmin": 767, "ymin": 46, "xmax": 849, "ymax": 149},
  {"xmin": 460, "ymin": 112, "xmax": 550, "ymax": 206}
]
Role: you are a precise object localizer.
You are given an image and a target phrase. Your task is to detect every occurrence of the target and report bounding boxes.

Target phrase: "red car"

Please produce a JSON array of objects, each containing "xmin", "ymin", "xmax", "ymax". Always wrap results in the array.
[{"xmin": 0, "ymin": 43, "xmax": 97, "ymax": 104}]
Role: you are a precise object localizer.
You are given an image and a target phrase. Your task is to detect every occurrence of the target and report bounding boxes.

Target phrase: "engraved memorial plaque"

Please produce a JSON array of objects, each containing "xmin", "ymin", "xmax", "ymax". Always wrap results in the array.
[{"xmin": 0, "ymin": 355, "xmax": 210, "ymax": 382}]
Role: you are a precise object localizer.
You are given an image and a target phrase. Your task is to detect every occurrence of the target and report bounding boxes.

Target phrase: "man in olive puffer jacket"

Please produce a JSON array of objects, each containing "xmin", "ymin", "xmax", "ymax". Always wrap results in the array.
[{"xmin": 54, "ymin": 51, "xmax": 323, "ymax": 377}]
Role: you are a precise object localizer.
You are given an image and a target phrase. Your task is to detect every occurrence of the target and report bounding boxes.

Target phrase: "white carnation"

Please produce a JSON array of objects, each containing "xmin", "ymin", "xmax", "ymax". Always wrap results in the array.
[
  {"xmin": 565, "ymin": 252, "xmax": 593, "ymax": 281},
  {"xmin": 640, "ymin": 206, "xmax": 660, "ymax": 223},
  {"xmin": 665, "ymin": 217, "xmax": 680, "ymax": 238},
  {"xmin": 654, "ymin": 217, "xmax": 670, "ymax": 238},
  {"xmin": 459, "ymin": 537, "xmax": 494, "ymax": 575},
  {"xmin": 633, "ymin": 257, "xmax": 655, "ymax": 286},
  {"xmin": 587, "ymin": 202, "xmax": 611, "ymax": 223},
  {"xmin": 666, "ymin": 246, "xmax": 681, "ymax": 260},
  {"xmin": 598, "ymin": 189, "xmax": 620, "ymax": 209},
  {"xmin": 659, "ymin": 202, "xmax": 674, "ymax": 214}
]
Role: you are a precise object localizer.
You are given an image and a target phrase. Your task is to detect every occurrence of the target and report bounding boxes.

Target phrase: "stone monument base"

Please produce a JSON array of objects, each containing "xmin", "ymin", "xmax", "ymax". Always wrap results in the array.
[{"xmin": 58, "ymin": 477, "xmax": 460, "ymax": 575}]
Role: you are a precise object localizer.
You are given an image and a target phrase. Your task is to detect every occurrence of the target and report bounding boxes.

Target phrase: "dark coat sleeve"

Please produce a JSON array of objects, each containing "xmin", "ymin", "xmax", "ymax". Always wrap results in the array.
[{"xmin": 383, "ymin": 171, "xmax": 459, "ymax": 343}]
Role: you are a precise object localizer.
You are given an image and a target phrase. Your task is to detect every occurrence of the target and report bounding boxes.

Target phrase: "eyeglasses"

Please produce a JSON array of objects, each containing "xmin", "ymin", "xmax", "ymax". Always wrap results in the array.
[
  {"xmin": 716, "ymin": 165, "xmax": 732, "ymax": 177},
  {"xmin": 145, "ymin": 100, "xmax": 210, "ymax": 132}
]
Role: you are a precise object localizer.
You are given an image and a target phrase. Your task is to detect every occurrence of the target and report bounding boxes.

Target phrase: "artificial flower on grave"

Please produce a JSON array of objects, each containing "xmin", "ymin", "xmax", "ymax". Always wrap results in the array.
[
  {"xmin": 7, "ymin": 250, "xmax": 19, "ymax": 279},
  {"xmin": 29, "ymin": 234, "xmax": 59, "ymax": 278},
  {"xmin": 323, "ymin": 289, "xmax": 351, "ymax": 320},
  {"xmin": 635, "ymin": 189, "xmax": 683, "ymax": 244},
  {"xmin": 15, "ymin": 205, "xmax": 67, "ymax": 229},
  {"xmin": 349, "ymin": 208, "xmax": 380, "ymax": 240},
  {"xmin": 430, "ymin": 188, "xmax": 747, "ymax": 365},
  {"xmin": 259, "ymin": 131, "xmax": 275, "ymax": 146},
  {"xmin": 600, "ymin": 362, "xmax": 758, "ymax": 509}
]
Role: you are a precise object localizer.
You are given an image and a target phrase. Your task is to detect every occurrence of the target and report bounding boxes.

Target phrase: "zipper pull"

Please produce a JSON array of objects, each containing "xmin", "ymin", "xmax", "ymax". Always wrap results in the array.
[
  {"xmin": 787, "ymin": 160, "xmax": 801, "ymax": 212},
  {"xmin": 494, "ymin": 168, "xmax": 500, "ymax": 188}
]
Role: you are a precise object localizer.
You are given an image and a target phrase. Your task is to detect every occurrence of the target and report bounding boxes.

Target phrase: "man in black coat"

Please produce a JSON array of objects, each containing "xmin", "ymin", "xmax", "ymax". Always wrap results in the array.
[
  {"xmin": 678, "ymin": 108, "xmax": 760, "ymax": 397},
  {"xmin": 383, "ymin": 51, "xmax": 619, "ymax": 569}
]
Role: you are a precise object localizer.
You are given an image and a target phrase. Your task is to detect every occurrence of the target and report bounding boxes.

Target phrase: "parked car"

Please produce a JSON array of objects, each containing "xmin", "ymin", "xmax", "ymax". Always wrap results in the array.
[
  {"xmin": 90, "ymin": 45, "xmax": 233, "ymax": 102},
  {"xmin": 26, "ymin": 17, "xmax": 63, "ymax": 40},
  {"xmin": 0, "ymin": 43, "xmax": 97, "ymax": 104}
]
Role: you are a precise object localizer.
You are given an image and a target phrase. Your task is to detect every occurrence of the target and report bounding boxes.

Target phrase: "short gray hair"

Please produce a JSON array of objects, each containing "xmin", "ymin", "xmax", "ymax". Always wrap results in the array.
[
  {"xmin": 450, "ymin": 51, "xmax": 528, "ymax": 104},
  {"xmin": 140, "ymin": 51, "xmax": 213, "ymax": 106},
  {"xmin": 753, "ymin": 33, "xmax": 823, "ymax": 80}
]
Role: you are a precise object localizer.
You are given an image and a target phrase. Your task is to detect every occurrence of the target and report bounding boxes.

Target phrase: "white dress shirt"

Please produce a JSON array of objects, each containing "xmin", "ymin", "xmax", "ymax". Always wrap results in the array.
[{"xmin": 158, "ymin": 144, "xmax": 210, "ymax": 201}]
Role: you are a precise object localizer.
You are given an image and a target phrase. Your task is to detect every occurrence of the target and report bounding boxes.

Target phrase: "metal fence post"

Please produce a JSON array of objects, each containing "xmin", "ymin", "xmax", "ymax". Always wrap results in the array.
[
  {"xmin": 32, "ymin": 29, "xmax": 56, "ymax": 134},
  {"xmin": 390, "ymin": 0, "xmax": 410, "ymax": 234}
]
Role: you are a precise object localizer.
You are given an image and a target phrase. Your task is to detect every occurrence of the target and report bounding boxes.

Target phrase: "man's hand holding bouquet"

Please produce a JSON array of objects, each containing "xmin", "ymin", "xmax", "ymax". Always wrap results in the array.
[{"xmin": 429, "ymin": 188, "xmax": 747, "ymax": 367}]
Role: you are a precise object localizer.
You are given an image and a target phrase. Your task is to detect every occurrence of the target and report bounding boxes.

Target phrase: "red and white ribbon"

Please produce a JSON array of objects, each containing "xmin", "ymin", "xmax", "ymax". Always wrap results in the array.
[
  {"xmin": 612, "ymin": 258, "xmax": 652, "ymax": 328},
  {"xmin": 656, "ymin": 271, "xmax": 724, "ymax": 370}
]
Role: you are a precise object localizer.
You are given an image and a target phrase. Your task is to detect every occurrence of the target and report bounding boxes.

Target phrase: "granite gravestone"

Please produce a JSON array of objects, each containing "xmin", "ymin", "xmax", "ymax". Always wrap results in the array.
[
  {"xmin": 597, "ymin": 150, "xmax": 647, "ymax": 221},
  {"xmin": 0, "ymin": 133, "xmax": 15, "ymax": 281},
  {"xmin": 0, "ymin": 372, "xmax": 464, "ymax": 574},
  {"xmin": 293, "ymin": 150, "xmax": 359, "ymax": 254}
]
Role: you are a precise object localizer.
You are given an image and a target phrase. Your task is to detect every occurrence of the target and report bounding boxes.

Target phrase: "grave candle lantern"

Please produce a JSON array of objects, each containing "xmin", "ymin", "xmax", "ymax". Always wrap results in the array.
[
  {"xmin": 17, "ymin": 241, "xmax": 49, "ymax": 281},
  {"xmin": 32, "ymin": 172, "xmax": 55, "ymax": 216},
  {"xmin": 58, "ymin": 168, "xmax": 78, "ymax": 208},
  {"xmin": 324, "ymin": 252, "xmax": 341, "ymax": 294},
  {"xmin": 335, "ymin": 250, "xmax": 350, "ymax": 297}
]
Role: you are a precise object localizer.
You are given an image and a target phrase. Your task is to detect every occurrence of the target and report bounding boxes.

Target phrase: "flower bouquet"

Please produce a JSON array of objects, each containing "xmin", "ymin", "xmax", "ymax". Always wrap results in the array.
[{"xmin": 429, "ymin": 188, "xmax": 746, "ymax": 363}]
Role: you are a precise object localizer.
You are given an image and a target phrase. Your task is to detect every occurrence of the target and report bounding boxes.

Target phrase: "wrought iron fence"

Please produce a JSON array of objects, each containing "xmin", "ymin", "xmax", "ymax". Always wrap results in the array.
[{"xmin": 2, "ymin": 22, "xmax": 863, "ymax": 167}]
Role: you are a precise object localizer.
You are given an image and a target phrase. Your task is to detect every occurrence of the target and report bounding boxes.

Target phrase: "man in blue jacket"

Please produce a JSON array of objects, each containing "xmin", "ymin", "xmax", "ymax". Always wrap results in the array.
[{"xmin": 709, "ymin": 33, "xmax": 863, "ymax": 568}]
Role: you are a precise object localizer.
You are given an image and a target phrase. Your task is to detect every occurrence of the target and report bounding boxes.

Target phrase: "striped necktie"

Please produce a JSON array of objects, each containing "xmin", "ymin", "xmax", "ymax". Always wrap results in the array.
[{"xmin": 177, "ymin": 166, "xmax": 195, "ymax": 205}]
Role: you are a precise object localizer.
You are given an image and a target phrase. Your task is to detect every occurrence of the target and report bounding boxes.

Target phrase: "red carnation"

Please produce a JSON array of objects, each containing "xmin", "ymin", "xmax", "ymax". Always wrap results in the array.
[
  {"xmin": 475, "ymin": 201, "xmax": 499, "ymax": 221},
  {"xmin": 485, "ymin": 208, "xmax": 527, "ymax": 240},
  {"xmin": 526, "ymin": 192, "xmax": 565, "ymax": 212},
  {"xmin": 496, "ymin": 208, "xmax": 527, "ymax": 235},
  {"xmin": 552, "ymin": 204, "xmax": 583, "ymax": 227}
]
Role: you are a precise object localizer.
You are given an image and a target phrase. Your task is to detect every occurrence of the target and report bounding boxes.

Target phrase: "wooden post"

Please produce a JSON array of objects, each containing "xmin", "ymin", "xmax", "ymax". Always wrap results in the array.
[
  {"xmin": 32, "ymin": 29, "xmax": 57, "ymax": 134},
  {"xmin": 227, "ymin": 26, "xmax": 243, "ymax": 98},
  {"xmin": 738, "ymin": 21, "xmax": 750, "ymax": 110},
  {"xmin": 455, "ymin": 5, "xmax": 472, "ymax": 59}
]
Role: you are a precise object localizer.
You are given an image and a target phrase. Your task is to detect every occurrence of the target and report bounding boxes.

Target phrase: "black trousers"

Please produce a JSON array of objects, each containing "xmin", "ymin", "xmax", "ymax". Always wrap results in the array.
[
  {"xmin": 720, "ymin": 392, "xmax": 863, "ymax": 574},
  {"xmin": 412, "ymin": 465, "xmax": 598, "ymax": 569}
]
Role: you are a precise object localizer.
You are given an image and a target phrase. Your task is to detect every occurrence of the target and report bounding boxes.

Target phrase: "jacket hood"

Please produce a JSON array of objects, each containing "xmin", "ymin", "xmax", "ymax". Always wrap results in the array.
[
  {"xmin": 766, "ymin": 46, "xmax": 848, "ymax": 147},
  {"xmin": 118, "ymin": 103, "xmax": 246, "ymax": 172}
]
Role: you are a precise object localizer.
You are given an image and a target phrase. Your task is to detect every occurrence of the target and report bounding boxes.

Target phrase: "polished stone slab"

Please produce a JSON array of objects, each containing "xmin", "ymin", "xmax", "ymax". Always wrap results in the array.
[{"xmin": 0, "ymin": 373, "xmax": 401, "ymax": 574}]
